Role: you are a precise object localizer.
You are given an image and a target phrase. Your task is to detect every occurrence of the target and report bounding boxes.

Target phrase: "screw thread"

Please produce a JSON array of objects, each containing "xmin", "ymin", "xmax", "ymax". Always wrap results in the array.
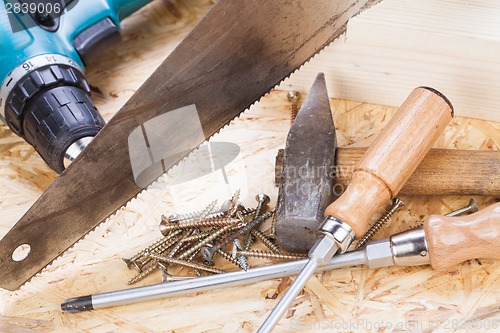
[
  {"xmin": 251, "ymin": 229, "xmax": 281, "ymax": 253},
  {"xmin": 225, "ymin": 190, "xmax": 241, "ymax": 217},
  {"xmin": 128, "ymin": 261, "xmax": 158, "ymax": 285},
  {"xmin": 287, "ymin": 91, "xmax": 301, "ymax": 124},
  {"xmin": 356, "ymin": 198, "xmax": 405, "ymax": 249},
  {"xmin": 270, "ymin": 215, "xmax": 277, "ymax": 238},
  {"xmin": 124, "ymin": 229, "xmax": 183, "ymax": 265},
  {"xmin": 186, "ymin": 246, "xmax": 200, "ymax": 261},
  {"xmin": 211, "ymin": 211, "xmax": 274, "ymax": 252},
  {"xmin": 180, "ymin": 230, "xmax": 213, "ymax": 243},
  {"xmin": 166, "ymin": 200, "xmax": 219, "ymax": 223},
  {"xmin": 166, "ymin": 239, "xmax": 186, "ymax": 258},
  {"xmin": 131, "ymin": 234, "xmax": 184, "ymax": 272},
  {"xmin": 153, "ymin": 234, "xmax": 184, "ymax": 254},
  {"xmin": 163, "ymin": 211, "xmax": 225, "ymax": 226},
  {"xmin": 290, "ymin": 103, "xmax": 298, "ymax": 123},
  {"xmin": 177, "ymin": 224, "xmax": 241, "ymax": 260},
  {"xmin": 235, "ymin": 233, "xmax": 254, "ymax": 270},
  {"xmin": 146, "ymin": 252, "xmax": 227, "ymax": 274},
  {"xmin": 237, "ymin": 250, "xmax": 307, "ymax": 260},
  {"xmin": 241, "ymin": 208, "xmax": 256, "ymax": 216},
  {"xmin": 216, "ymin": 249, "xmax": 244, "ymax": 268},
  {"xmin": 160, "ymin": 216, "xmax": 241, "ymax": 233},
  {"xmin": 243, "ymin": 233, "xmax": 255, "ymax": 252}
]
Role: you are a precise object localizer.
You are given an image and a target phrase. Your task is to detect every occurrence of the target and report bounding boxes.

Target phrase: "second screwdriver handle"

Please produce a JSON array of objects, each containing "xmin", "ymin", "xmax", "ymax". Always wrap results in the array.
[
  {"xmin": 325, "ymin": 87, "xmax": 453, "ymax": 237},
  {"xmin": 425, "ymin": 202, "xmax": 500, "ymax": 270}
]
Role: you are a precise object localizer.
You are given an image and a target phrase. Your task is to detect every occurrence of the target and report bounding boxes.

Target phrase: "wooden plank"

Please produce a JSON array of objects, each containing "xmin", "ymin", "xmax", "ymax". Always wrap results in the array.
[
  {"xmin": 336, "ymin": 148, "xmax": 500, "ymax": 196},
  {"xmin": 281, "ymin": 0, "xmax": 500, "ymax": 122}
]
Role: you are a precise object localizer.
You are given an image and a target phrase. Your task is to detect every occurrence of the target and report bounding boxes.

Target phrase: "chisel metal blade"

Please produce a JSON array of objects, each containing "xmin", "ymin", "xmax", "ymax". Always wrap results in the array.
[
  {"xmin": 0, "ymin": 0, "xmax": 381, "ymax": 290},
  {"xmin": 275, "ymin": 73, "xmax": 338, "ymax": 253}
]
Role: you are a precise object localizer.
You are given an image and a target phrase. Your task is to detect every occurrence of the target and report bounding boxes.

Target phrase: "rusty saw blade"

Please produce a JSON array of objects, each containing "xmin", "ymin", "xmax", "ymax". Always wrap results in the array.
[{"xmin": 0, "ymin": 0, "xmax": 381, "ymax": 290}]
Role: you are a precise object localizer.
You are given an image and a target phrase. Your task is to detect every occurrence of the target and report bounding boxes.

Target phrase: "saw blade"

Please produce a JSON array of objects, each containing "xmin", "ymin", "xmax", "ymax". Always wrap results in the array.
[{"xmin": 0, "ymin": 0, "xmax": 381, "ymax": 290}]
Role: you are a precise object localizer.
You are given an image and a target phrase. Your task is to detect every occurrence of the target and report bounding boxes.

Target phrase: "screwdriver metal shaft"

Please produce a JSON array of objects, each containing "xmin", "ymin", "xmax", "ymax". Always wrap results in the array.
[
  {"xmin": 62, "ymin": 248, "xmax": 365, "ymax": 313},
  {"xmin": 258, "ymin": 236, "xmax": 339, "ymax": 332}
]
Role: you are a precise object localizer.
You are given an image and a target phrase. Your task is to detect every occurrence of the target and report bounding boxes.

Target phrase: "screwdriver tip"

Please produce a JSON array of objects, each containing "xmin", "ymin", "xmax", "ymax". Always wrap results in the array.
[{"xmin": 61, "ymin": 295, "xmax": 93, "ymax": 313}]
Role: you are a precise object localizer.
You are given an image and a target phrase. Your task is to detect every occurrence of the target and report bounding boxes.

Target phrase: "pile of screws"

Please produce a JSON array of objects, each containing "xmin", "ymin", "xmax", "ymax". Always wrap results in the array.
[{"xmin": 122, "ymin": 191, "xmax": 307, "ymax": 285}]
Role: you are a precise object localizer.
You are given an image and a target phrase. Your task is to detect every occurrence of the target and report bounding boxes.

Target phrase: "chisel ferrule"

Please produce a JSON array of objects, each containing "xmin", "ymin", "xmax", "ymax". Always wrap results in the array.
[{"xmin": 318, "ymin": 216, "xmax": 356, "ymax": 254}]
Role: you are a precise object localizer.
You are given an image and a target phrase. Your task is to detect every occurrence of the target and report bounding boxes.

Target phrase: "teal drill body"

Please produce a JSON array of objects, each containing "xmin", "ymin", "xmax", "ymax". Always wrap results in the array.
[{"xmin": 0, "ymin": 0, "xmax": 152, "ymax": 172}]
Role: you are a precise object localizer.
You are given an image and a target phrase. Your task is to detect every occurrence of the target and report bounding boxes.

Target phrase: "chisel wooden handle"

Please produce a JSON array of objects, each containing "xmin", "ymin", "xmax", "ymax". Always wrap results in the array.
[
  {"xmin": 336, "ymin": 148, "xmax": 500, "ymax": 196},
  {"xmin": 325, "ymin": 87, "xmax": 453, "ymax": 237},
  {"xmin": 425, "ymin": 202, "xmax": 500, "ymax": 270}
]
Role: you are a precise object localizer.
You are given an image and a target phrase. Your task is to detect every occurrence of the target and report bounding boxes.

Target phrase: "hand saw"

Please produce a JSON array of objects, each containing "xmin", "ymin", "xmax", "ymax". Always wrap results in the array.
[{"xmin": 0, "ymin": 0, "xmax": 382, "ymax": 290}]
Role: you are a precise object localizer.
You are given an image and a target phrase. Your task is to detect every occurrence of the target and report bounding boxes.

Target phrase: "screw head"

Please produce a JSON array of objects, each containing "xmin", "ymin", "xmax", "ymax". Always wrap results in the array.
[
  {"xmin": 220, "ymin": 199, "xmax": 233, "ymax": 212},
  {"xmin": 255, "ymin": 193, "xmax": 271, "ymax": 206},
  {"xmin": 122, "ymin": 258, "xmax": 134, "ymax": 268},
  {"xmin": 392, "ymin": 197, "xmax": 405, "ymax": 209},
  {"xmin": 201, "ymin": 246, "xmax": 216, "ymax": 266},
  {"xmin": 467, "ymin": 199, "xmax": 479, "ymax": 214},
  {"xmin": 221, "ymin": 200, "xmax": 246, "ymax": 217},
  {"xmin": 287, "ymin": 91, "xmax": 301, "ymax": 103},
  {"xmin": 159, "ymin": 220, "xmax": 170, "ymax": 236}
]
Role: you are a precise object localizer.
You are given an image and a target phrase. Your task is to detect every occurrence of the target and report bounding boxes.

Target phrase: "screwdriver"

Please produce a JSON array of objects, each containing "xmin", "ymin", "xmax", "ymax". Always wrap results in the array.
[
  {"xmin": 258, "ymin": 87, "xmax": 454, "ymax": 332},
  {"xmin": 61, "ymin": 201, "xmax": 500, "ymax": 313}
]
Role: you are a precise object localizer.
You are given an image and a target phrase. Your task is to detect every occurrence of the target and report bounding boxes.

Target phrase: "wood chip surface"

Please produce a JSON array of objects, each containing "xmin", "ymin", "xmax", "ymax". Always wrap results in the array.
[{"xmin": 0, "ymin": 0, "xmax": 498, "ymax": 332}]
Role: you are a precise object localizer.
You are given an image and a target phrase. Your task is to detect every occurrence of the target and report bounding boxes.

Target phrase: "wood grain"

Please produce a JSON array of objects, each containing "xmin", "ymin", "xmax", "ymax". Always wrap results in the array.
[
  {"xmin": 425, "ymin": 202, "xmax": 500, "ymax": 271},
  {"xmin": 280, "ymin": 0, "xmax": 500, "ymax": 122},
  {"xmin": 325, "ymin": 87, "xmax": 453, "ymax": 236},
  {"xmin": 336, "ymin": 148, "xmax": 500, "ymax": 196}
]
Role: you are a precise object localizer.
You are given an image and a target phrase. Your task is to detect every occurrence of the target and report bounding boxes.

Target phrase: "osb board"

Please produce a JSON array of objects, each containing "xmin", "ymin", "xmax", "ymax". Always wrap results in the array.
[{"xmin": 0, "ymin": 0, "xmax": 499, "ymax": 332}]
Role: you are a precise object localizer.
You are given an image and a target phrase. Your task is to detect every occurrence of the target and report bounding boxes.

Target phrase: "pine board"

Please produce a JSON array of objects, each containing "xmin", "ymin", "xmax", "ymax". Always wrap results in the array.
[
  {"xmin": 281, "ymin": 0, "xmax": 500, "ymax": 122},
  {"xmin": 0, "ymin": 1, "xmax": 499, "ymax": 332}
]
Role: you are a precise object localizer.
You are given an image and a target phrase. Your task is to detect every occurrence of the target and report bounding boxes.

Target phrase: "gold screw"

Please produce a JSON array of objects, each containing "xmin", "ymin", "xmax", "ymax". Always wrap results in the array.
[
  {"xmin": 145, "ymin": 252, "xmax": 227, "ymax": 274},
  {"xmin": 179, "ymin": 230, "xmax": 214, "ymax": 243},
  {"xmin": 165, "ymin": 200, "xmax": 219, "ymax": 224},
  {"xmin": 251, "ymin": 229, "xmax": 281, "ymax": 253},
  {"xmin": 236, "ymin": 250, "xmax": 307, "ymax": 261},
  {"xmin": 177, "ymin": 223, "xmax": 243, "ymax": 260},
  {"xmin": 122, "ymin": 229, "xmax": 183, "ymax": 268},
  {"xmin": 160, "ymin": 216, "xmax": 242, "ymax": 234},
  {"xmin": 216, "ymin": 249, "xmax": 244, "ymax": 268},
  {"xmin": 356, "ymin": 198, "xmax": 405, "ymax": 249},
  {"xmin": 287, "ymin": 91, "xmax": 301, "ymax": 124},
  {"xmin": 201, "ymin": 211, "xmax": 275, "ymax": 264},
  {"xmin": 128, "ymin": 262, "xmax": 158, "ymax": 285},
  {"xmin": 224, "ymin": 190, "xmax": 241, "ymax": 217}
]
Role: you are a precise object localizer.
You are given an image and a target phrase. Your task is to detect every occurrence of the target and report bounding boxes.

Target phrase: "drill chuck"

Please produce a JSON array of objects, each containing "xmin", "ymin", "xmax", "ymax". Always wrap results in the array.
[{"xmin": 1, "ymin": 55, "xmax": 105, "ymax": 173}]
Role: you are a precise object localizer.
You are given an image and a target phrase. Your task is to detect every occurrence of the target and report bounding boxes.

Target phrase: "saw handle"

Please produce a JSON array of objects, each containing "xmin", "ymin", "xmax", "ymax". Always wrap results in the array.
[
  {"xmin": 325, "ymin": 87, "xmax": 453, "ymax": 237},
  {"xmin": 425, "ymin": 202, "xmax": 500, "ymax": 270}
]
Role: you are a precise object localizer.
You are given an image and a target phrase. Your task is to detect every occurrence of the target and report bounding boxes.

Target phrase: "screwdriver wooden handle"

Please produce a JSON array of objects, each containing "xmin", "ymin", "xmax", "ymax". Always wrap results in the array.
[
  {"xmin": 425, "ymin": 202, "xmax": 500, "ymax": 270},
  {"xmin": 325, "ymin": 87, "xmax": 453, "ymax": 237}
]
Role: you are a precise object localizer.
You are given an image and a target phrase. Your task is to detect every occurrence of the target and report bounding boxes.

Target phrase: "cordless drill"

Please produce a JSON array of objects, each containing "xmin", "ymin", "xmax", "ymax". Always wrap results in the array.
[{"xmin": 0, "ymin": 0, "xmax": 152, "ymax": 173}]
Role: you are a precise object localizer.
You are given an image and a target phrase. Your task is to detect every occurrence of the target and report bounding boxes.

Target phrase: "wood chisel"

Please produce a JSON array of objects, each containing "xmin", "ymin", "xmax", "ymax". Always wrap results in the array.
[
  {"xmin": 258, "ymin": 86, "xmax": 454, "ymax": 332},
  {"xmin": 274, "ymin": 73, "xmax": 499, "ymax": 254},
  {"xmin": 61, "ymin": 201, "xmax": 500, "ymax": 313}
]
